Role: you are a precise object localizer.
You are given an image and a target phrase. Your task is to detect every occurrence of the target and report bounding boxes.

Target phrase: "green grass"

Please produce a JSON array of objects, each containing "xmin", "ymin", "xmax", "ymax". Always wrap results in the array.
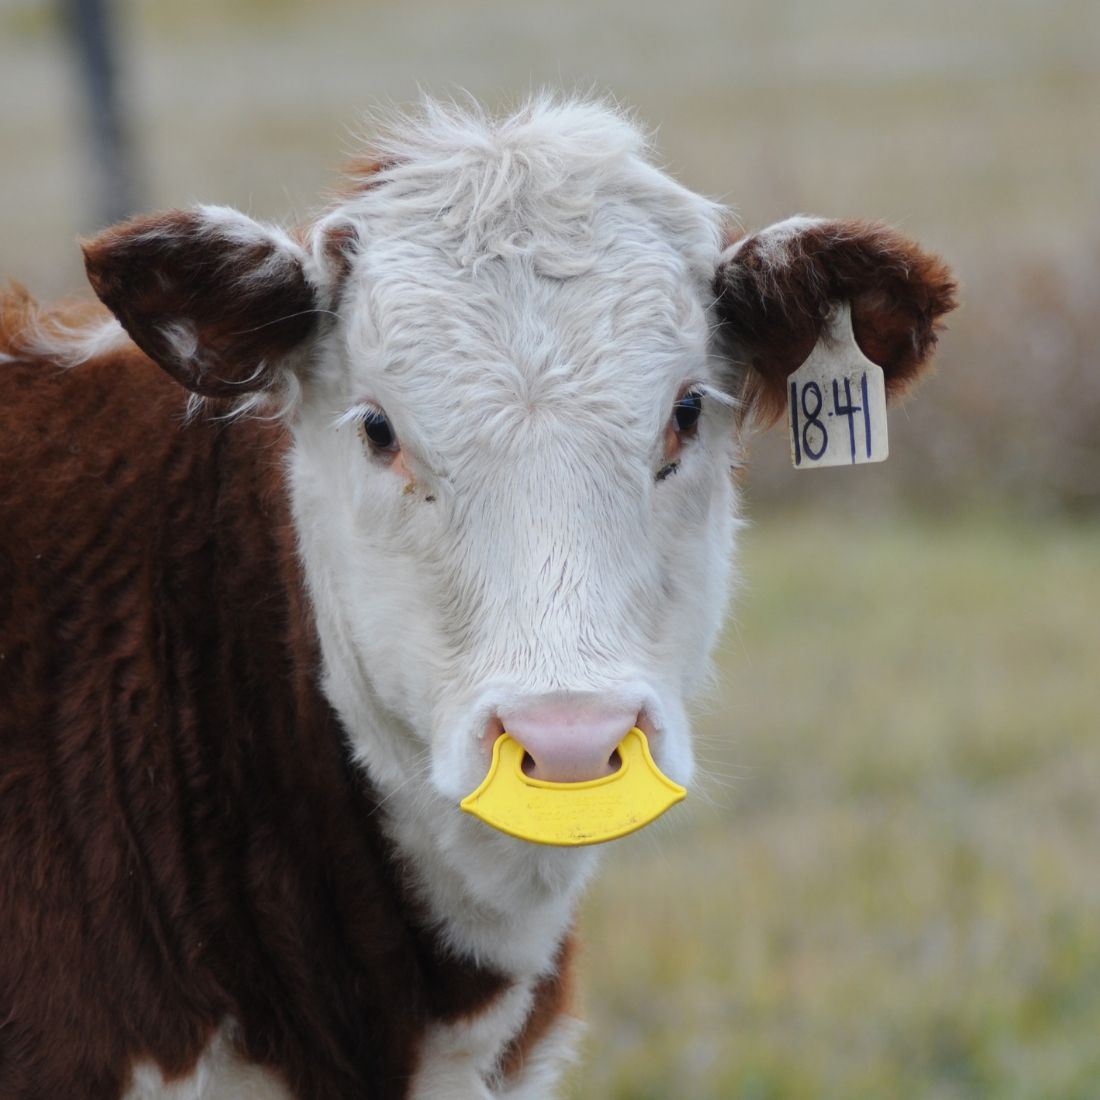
[{"xmin": 568, "ymin": 511, "xmax": 1100, "ymax": 1100}]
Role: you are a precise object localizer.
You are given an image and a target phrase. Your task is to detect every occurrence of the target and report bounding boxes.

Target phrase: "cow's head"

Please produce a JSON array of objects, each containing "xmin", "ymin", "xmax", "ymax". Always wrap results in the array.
[{"xmin": 85, "ymin": 100, "xmax": 955, "ymax": 858}]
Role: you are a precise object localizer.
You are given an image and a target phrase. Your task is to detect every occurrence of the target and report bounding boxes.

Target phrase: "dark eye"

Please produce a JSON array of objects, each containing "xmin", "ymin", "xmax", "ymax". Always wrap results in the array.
[
  {"xmin": 673, "ymin": 390, "xmax": 703, "ymax": 434},
  {"xmin": 359, "ymin": 408, "xmax": 398, "ymax": 454}
]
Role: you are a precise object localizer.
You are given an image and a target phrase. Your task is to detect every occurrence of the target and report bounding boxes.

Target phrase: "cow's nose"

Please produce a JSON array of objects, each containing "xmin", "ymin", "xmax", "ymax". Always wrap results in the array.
[{"xmin": 496, "ymin": 694, "xmax": 638, "ymax": 783}]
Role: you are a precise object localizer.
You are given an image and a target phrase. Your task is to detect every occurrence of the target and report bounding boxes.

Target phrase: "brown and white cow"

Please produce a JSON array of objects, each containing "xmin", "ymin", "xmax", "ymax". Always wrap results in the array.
[{"xmin": 0, "ymin": 97, "xmax": 955, "ymax": 1099}]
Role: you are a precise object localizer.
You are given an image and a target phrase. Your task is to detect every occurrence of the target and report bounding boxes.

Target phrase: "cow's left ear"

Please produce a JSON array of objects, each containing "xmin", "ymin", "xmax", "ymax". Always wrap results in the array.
[
  {"xmin": 83, "ymin": 206, "xmax": 325, "ymax": 399},
  {"xmin": 714, "ymin": 217, "xmax": 958, "ymax": 424}
]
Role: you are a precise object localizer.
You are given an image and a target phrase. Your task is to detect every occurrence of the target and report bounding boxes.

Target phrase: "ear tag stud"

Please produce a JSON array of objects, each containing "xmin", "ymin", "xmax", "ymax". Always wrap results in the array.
[
  {"xmin": 460, "ymin": 728, "xmax": 686, "ymax": 847},
  {"xmin": 787, "ymin": 301, "xmax": 889, "ymax": 469}
]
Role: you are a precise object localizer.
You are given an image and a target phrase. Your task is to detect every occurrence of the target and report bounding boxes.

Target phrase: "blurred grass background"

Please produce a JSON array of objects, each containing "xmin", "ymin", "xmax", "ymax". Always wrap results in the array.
[
  {"xmin": 1, "ymin": 1, "xmax": 1098, "ymax": 1096},
  {"xmin": 575, "ymin": 514, "xmax": 1100, "ymax": 1099}
]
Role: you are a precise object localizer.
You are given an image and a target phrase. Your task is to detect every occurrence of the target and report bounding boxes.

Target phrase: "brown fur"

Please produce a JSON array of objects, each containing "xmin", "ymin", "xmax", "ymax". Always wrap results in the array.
[
  {"xmin": 715, "ymin": 220, "xmax": 958, "ymax": 423},
  {"xmin": 0, "ymin": 297, "xmax": 570, "ymax": 1099}
]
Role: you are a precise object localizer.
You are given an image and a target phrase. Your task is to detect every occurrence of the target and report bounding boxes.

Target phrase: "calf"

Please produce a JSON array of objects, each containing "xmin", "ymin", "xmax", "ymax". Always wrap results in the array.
[{"xmin": 0, "ymin": 97, "xmax": 955, "ymax": 1099}]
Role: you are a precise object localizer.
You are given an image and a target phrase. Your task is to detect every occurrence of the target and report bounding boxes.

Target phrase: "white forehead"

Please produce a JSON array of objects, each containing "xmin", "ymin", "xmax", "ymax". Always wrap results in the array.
[{"xmin": 319, "ymin": 98, "xmax": 727, "ymax": 459}]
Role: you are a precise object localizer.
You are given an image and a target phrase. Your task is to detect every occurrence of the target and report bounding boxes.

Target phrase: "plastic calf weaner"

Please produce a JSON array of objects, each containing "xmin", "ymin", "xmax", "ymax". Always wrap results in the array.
[{"xmin": 460, "ymin": 727, "xmax": 686, "ymax": 846}]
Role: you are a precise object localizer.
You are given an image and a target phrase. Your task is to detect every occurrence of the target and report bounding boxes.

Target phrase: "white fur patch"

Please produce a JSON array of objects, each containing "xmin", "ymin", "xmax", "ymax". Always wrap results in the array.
[
  {"xmin": 18, "ymin": 313, "xmax": 130, "ymax": 368},
  {"xmin": 411, "ymin": 983, "xmax": 534, "ymax": 1099},
  {"xmin": 495, "ymin": 1016, "xmax": 585, "ymax": 1099},
  {"xmin": 410, "ymin": 983, "xmax": 583, "ymax": 1100},
  {"xmin": 159, "ymin": 319, "xmax": 200, "ymax": 364},
  {"xmin": 122, "ymin": 1021, "xmax": 293, "ymax": 1100},
  {"xmin": 722, "ymin": 213, "xmax": 826, "ymax": 268}
]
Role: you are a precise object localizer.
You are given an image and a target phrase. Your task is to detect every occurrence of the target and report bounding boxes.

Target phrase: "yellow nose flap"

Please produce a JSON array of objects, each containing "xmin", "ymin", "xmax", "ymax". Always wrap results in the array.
[{"xmin": 459, "ymin": 727, "xmax": 686, "ymax": 847}]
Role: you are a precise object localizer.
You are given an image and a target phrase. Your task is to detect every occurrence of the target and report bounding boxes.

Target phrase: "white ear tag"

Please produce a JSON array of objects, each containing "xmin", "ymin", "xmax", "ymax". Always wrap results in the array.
[{"xmin": 787, "ymin": 302, "xmax": 889, "ymax": 469}]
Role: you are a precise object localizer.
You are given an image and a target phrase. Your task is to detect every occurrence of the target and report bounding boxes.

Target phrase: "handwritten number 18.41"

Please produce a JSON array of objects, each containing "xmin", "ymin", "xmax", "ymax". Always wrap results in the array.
[{"xmin": 790, "ymin": 373, "xmax": 873, "ymax": 466}]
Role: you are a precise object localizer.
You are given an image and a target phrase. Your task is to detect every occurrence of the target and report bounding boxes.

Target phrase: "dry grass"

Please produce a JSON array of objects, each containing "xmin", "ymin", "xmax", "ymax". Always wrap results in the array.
[{"xmin": 568, "ymin": 510, "xmax": 1100, "ymax": 1099}]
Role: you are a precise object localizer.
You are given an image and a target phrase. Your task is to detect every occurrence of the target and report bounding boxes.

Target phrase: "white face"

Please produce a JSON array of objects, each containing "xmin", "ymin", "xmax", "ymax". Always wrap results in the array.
[{"xmin": 287, "ymin": 105, "xmax": 741, "ymax": 812}]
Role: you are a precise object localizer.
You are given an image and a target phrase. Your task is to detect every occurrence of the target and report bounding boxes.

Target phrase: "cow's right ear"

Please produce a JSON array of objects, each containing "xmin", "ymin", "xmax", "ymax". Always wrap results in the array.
[
  {"xmin": 83, "ymin": 206, "xmax": 326, "ymax": 399},
  {"xmin": 713, "ymin": 217, "xmax": 958, "ymax": 425}
]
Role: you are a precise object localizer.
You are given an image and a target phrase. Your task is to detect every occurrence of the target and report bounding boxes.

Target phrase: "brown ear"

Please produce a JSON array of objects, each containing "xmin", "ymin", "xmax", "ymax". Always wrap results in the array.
[
  {"xmin": 83, "ymin": 206, "xmax": 320, "ymax": 397},
  {"xmin": 714, "ymin": 217, "xmax": 958, "ymax": 424}
]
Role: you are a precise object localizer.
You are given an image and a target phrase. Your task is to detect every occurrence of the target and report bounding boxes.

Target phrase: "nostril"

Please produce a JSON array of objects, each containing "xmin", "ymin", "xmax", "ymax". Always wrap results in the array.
[{"xmin": 521, "ymin": 745, "xmax": 623, "ymax": 782}]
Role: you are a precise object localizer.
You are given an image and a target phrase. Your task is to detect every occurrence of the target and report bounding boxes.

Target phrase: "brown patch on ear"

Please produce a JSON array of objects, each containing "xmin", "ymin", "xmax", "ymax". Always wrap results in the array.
[
  {"xmin": 83, "ymin": 209, "xmax": 318, "ymax": 397},
  {"xmin": 715, "ymin": 219, "xmax": 958, "ymax": 424}
]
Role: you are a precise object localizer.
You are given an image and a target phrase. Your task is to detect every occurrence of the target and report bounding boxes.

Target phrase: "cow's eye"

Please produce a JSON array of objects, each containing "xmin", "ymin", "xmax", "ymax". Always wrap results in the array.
[
  {"xmin": 359, "ymin": 409, "xmax": 399, "ymax": 454},
  {"xmin": 673, "ymin": 390, "xmax": 703, "ymax": 435},
  {"xmin": 657, "ymin": 388, "xmax": 705, "ymax": 482}
]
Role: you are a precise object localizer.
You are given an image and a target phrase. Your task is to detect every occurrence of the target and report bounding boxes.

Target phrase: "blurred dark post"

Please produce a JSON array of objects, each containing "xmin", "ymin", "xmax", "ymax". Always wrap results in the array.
[{"xmin": 62, "ymin": 0, "xmax": 138, "ymax": 227}]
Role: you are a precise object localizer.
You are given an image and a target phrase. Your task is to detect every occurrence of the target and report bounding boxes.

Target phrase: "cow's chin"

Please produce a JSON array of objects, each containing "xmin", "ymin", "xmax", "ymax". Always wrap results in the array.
[{"xmin": 449, "ymin": 804, "xmax": 603, "ymax": 904}]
